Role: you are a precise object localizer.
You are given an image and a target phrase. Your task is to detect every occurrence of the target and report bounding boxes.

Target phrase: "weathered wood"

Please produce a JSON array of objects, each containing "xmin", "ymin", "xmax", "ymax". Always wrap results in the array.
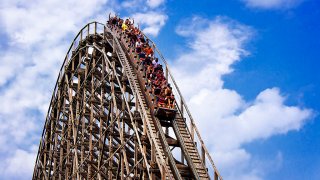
[{"xmin": 33, "ymin": 22, "xmax": 222, "ymax": 180}]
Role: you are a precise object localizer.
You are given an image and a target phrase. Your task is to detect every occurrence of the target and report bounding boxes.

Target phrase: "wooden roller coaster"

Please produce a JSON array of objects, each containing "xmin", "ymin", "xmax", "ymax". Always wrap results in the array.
[{"xmin": 32, "ymin": 19, "xmax": 222, "ymax": 179}]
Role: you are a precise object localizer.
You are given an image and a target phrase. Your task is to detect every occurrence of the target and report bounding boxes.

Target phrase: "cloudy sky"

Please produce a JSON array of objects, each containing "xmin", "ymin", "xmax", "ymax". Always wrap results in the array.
[{"xmin": 0, "ymin": 0, "xmax": 319, "ymax": 179}]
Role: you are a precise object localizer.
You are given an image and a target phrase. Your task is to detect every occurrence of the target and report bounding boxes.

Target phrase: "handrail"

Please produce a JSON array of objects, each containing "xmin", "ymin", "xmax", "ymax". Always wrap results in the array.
[
  {"xmin": 104, "ymin": 21, "xmax": 222, "ymax": 179},
  {"xmin": 141, "ymin": 31, "xmax": 223, "ymax": 179},
  {"xmin": 111, "ymin": 31, "xmax": 173, "ymax": 179},
  {"xmin": 107, "ymin": 27, "xmax": 179, "ymax": 179},
  {"xmin": 34, "ymin": 20, "xmax": 222, "ymax": 180}
]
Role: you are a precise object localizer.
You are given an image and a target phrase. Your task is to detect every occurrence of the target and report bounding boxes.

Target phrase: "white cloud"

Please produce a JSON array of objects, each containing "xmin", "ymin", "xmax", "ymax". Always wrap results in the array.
[
  {"xmin": 173, "ymin": 16, "xmax": 251, "ymax": 97},
  {"xmin": 1, "ymin": 0, "xmax": 109, "ymax": 45},
  {"xmin": 119, "ymin": 0, "xmax": 168, "ymax": 36},
  {"xmin": 241, "ymin": 0, "xmax": 302, "ymax": 9},
  {"xmin": 121, "ymin": 0, "xmax": 165, "ymax": 9},
  {"xmin": 0, "ymin": 51, "xmax": 25, "ymax": 86},
  {"xmin": 202, "ymin": 88, "xmax": 312, "ymax": 151},
  {"xmin": 147, "ymin": 0, "xmax": 165, "ymax": 8},
  {"xmin": 132, "ymin": 11, "xmax": 168, "ymax": 36},
  {"xmin": 121, "ymin": 0, "xmax": 146, "ymax": 10},
  {"xmin": 0, "ymin": 148, "xmax": 37, "ymax": 179},
  {"xmin": 173, "ymin": 16, "xmax": 313, "ymax": 179}
]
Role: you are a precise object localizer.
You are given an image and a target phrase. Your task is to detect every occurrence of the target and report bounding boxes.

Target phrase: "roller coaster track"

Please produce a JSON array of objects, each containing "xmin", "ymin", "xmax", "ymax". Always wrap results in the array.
[{"xmin": 33, "ymin": 22, "xmax": 223, "ymax": 180}]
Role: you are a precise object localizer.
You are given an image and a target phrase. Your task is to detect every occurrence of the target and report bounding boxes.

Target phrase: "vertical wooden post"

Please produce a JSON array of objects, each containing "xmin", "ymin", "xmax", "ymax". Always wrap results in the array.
[
  {"xmin": 214, "ymin": 171, "xmax": 219, "ymax": 180},
  {"xmin": 134, "ymin": 121, "xmax": 138, "ymax": 178},
  {"xmin": 87, "ymin": 24, "xmax": 90, "ymax": 37},
  {"xmin": 181, "ymin": 150, "xmax": 184, "ymax": 164},
  {"xmin": 80, "ymin": 49, "xmax": 88, "ymax": 178},
  {"xmin": 151, "ymin": 141, "xmax": 156, "ymax": 179},
  {"xmin": 52, "ymin": 97, "xmax": 60, "ymax": 180},
  {"xmin": 142, "ymin": 114, "xmax": 147, "ymax": 179},
  {"xmin": 191, "ymin": 122, "xmax": 194, "ymax": 141},
  {"xmin": 180, "ymin": 98, "xmax": 183, "ymax": 117},
  {"xmin": 87, "ymin": 46, "xmax": 95, "ymax": 179},
  {"xmin": 161, "ymin": 165, "xmax": 166, "ymax": 180},
  {"xmin": 108, "ymin": 61, "xmax": 116, "ymax": 179},
  {"xmin": 80, "ymin": 29, "xmax": 83, "ymax": 42},
  {"xmin": 120, "ymin": 72, "xmax": 127, "ymax": 179},
  {"xmin": 65, "ymin": 81, "xmax": 72, "ymax": 178},
  {"xmin": 43, "ymin": 131, "xmax": 48, "ymax": 178},
  {"xmin": 180, "ymin": 97, "xmax": 186, "ymax": 164},
  {"xmin": 201, "ymin": 145, "xmax": 206, "ymax": 166},
  {"xmin": 59, "ymin": 102, "xmax": 65, "ymax": 180},
  {"xmin": 81, "ymin": 48, "xmax": 86, "ymax": 178},
  {"xmin": 165, "ymin": 66, "xmax": 168, "ymax": 82},
  {"xmin": 74, "ymin": 49, "xmax": 82, "ymax": 180}
]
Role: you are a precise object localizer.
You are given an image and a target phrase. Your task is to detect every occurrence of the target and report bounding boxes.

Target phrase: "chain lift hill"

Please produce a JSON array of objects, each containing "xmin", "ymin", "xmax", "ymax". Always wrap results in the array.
[{"xmin": 33, "ymin": 16, "xmax": 222, "ymax": 180}]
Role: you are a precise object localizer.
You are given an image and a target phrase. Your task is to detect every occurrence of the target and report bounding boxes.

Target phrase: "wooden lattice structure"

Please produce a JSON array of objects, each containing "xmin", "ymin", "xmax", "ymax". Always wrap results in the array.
[{"xmin": 32, "ymin": 22, "xmax": 222, "ymax": 180}]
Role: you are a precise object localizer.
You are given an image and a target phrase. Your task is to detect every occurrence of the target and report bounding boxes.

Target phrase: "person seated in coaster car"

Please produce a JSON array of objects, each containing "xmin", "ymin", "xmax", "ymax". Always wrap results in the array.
[
  {"xmin": 146, "ymin": 65, "xmax": 154, "ymax": 85},
  {"xmin": 165, "ymin": 88, "xmax": 175, "ymax": 109},
  {"xmin": 144, "ymin": 45, "xmax": 154, "ymax": 57},
  {"xmin": 144, "ymin": 55, "xmax": 152, "ymax": 67},
  {"xmin": 122, "ymin": 21, "xmax": 128, "ymax": 32},
  {"xmin": 139, "ymin": 50, "xmax": 146, "ymax": 63},
  {"xmin": 155, "ymin": 70, "xmax": 164, "ymax": 81},
  {"xmin": 157, "ymin": 89, "xmax": 166, "ymax": 108},
  {"xmin": 152, "ymin": 58, "xmax": 159, "ymax": 68},
  {"xmin": 153, "ymin": 79, "xmax": 162, "ymax": 96},
  {"xmin": 133, "ymin": 27, "xmax": 140, "ymax": 36},
  {"xmin": 118, "ymin": 19, "xmax": 123, "ymax": 29},
  {"xmin": 140, "ymin": 36, "xmax": 146, "ymax": 44},
  {"xmin": 135, "ymin": 39, "xmax": 142, "ymax": 54},
  {"xmin": 154, "ymin": 64, "xmax": 163, "ymax": 73},
  {"xmin": 108, "ymin": 15, "xmax": 118, "ymax": 27},
  {"xmin": 164, "ymin": 84, "xmax": 172, "ymax": 97}
]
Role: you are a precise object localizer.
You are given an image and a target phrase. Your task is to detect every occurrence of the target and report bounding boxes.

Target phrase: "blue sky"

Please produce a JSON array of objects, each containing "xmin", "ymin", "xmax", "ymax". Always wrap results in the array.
[{"xmin": 0, "ymin": 0, "xmax": 319, "ymax": 179}]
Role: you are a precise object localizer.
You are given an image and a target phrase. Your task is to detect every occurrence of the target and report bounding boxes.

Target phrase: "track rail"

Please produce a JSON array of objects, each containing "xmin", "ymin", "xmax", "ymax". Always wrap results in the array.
[
  {"xmin": 111, "ymin": 23, "xmax": 221, "ymax": 179},
  {"xmin": 172, "ymin": 113, "xmax": 209, "ymax": 179},
  {"xmin": 112, "ymin": 32, "xmax": 177, "ymax": 179},
  {"xmin": 33, "ymin": 21, "xmax": 223, "ymax": 180},
  {"xmin": 142, "ymin": 30, "xmax": 223, "ymax": 180}
]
